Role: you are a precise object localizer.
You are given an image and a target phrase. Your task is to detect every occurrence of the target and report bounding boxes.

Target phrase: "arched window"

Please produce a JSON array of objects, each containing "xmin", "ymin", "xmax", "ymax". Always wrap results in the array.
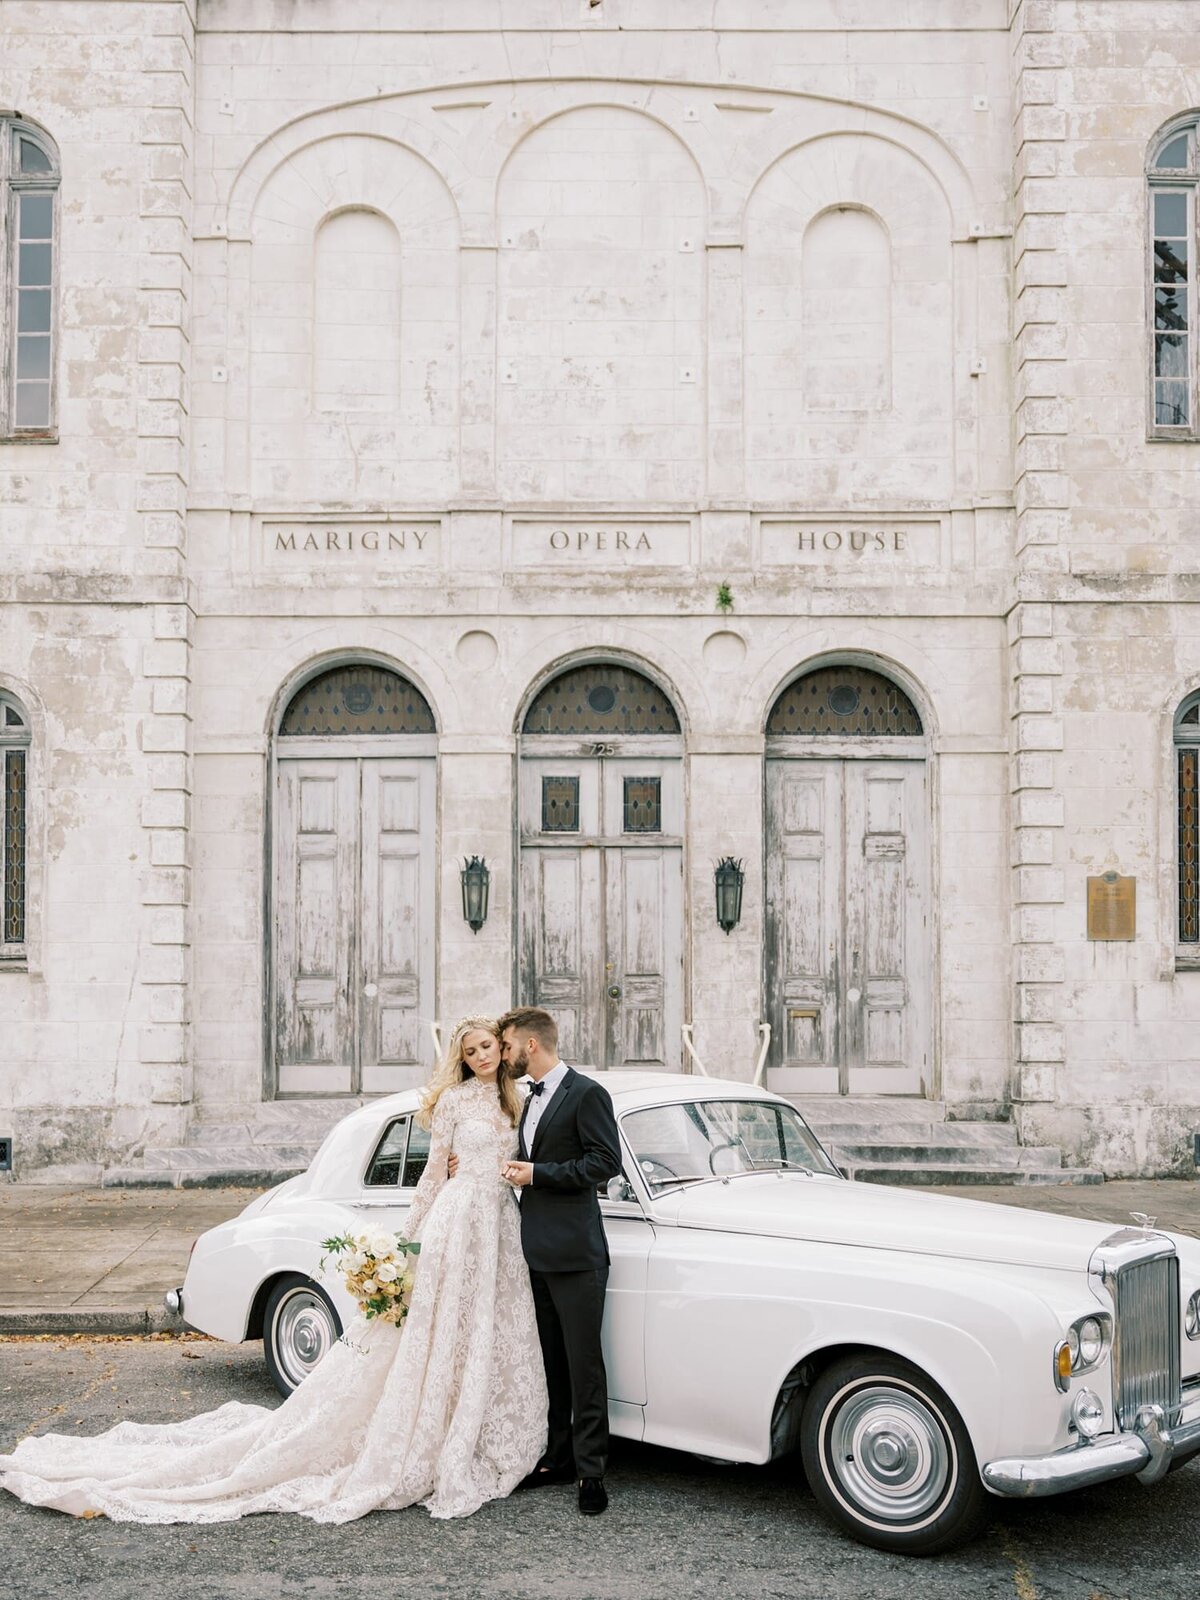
[
  {"xmin": 522, "ymin": 663, "xmax": 681, "ymax": 737},
  {"xmin": 3, "ymin": 117, "xmax": 60, "ymax": 438},
  {"xmin": 1177, "ymin": 692, "xmax": 1200, "ymax": 947},
  {"xmin": 1149, "ymin": 117, "xmax": 1198, "ymax": 437},
  {"xmin": 279, "ymin": 663, "xmax": 435, "ymax": 736},
  {"xmin": 0, "ymin": 691, "xmax": 30, "ymax": 958},
  {"xmin": 766, "ymin": 663, "xmax": 923, "ymax": 737}
]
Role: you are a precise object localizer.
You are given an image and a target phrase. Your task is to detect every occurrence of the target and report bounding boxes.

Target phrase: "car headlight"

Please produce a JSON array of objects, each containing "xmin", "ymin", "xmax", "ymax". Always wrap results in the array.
[
  {"xmin": 1186, "ymin": 1289, "xmax": 1200, "ymax": 1340},
  {"xmin": 1056, "ymin": 1314, "xmax": 1112, "ymax": 1389}
]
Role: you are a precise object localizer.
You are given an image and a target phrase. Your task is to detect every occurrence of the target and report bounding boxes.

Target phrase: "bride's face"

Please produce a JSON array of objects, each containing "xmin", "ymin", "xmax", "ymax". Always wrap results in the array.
[{"xmin": 461, "ymin": 1030, "xmax": 500, "ymax": 1082}]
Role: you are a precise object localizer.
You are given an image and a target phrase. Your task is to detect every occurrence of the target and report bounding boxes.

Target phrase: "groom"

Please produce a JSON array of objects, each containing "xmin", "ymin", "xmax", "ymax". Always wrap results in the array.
[{"xmin": 497, "ymin": 1006, "xmax": 622, "ymax": 1516}]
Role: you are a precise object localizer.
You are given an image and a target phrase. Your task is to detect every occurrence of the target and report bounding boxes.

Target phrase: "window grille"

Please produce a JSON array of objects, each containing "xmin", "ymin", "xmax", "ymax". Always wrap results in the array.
[
  {"xmin": 523, "ymin": 664, "xmax": 680, "ymax": 736},
  {"xmin": 3, "ymin": 118, "xmax": 60, "ymax": 438},
  {"xmin": 0, "ymin": 692, "xmax": 30, "ymax": 955},
  {"xmin": 1148, "ymin": 118, "xmax": 1198, "ymax": 437},
  {"xmin": 279, "ymin": 665, "xmax": 435, "ymax": 736},
  {"xmin": 767, "ymin": 664, "xmax": 923, "ymax": 737},
  {"xmin": 1177, "ymin": 693, "xmax": 1200, "ymax": 946},
  {"xmin": 541, "ymin": 776, "xmax": 580, "ymax": 832}
]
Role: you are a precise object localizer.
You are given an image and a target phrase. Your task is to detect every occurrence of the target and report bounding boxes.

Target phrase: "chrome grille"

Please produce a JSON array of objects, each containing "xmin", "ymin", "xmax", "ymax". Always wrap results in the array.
[{"xmin": 1113, "ymin": 1253, "xmax": 1181, "ymax": 1428}]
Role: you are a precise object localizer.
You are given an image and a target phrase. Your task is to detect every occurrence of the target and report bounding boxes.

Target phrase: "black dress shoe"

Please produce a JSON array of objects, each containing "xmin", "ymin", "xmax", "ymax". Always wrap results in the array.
[
  {"xmin": 578, "ymin": 1476, "xmax": 608, "ymax": 1515},
  {"xmin": 517, "ymin": 1460, "xmax": 574, "ymax": 1490}
]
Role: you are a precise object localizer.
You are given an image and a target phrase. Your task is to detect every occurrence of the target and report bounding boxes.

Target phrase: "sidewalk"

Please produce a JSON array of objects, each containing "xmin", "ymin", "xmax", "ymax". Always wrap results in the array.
[{"xmin": 3, "ymin": 1179, "xmax": 1200, "ymax": 1336}]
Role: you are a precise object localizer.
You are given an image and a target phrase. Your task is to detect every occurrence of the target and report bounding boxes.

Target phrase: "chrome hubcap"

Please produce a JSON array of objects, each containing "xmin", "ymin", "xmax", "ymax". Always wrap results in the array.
[
  {"xmin": 274, "ymin": 1289, "xmax": 337, "ymax": 1388},
  {"xmin": 828, "ymin": 1384, "xmax": 952, "ymax": 1523}
]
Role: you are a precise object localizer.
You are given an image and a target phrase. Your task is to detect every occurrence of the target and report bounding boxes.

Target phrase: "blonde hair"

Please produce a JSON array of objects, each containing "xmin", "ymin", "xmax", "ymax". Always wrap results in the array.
[{"xmin": 417, "ymin": 1016, "xmax": 523, "ymax": 1129}]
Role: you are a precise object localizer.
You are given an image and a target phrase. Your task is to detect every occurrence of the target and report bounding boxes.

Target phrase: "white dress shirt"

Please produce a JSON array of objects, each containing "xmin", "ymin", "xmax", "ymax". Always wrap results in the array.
[{"xmin": 522, "ymin": 1060, "xmax": 568, "ymax": 1153}]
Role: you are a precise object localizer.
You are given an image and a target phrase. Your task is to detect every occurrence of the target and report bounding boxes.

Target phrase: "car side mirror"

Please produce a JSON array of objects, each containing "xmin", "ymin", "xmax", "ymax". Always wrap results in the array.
[{"xmin": 606, "ymin": 1175, "xmax": 635, "ymax": 1203}]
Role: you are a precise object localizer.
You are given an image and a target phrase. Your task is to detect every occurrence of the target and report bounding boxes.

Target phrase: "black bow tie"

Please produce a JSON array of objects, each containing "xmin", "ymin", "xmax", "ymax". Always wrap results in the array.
[{"xmin": 528, "ymin": 1081, "xmax": 545, "ymax": 1097}]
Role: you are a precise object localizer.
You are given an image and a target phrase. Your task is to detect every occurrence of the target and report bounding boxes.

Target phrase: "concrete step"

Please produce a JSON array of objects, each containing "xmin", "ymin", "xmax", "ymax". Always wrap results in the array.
[
  {"xmin": 812, "ymin": 1121, "xmax": 1019, "ymax": 1148},
  {"xmin": 790, "ymin": 1096, "xmax": 948, "ymax": 1126},
  {"xmin": 831, "ymin": 1141, "xmax": 1063, "ymax": 1169},
  {"xmin": 847, "ymin": 1163, "xmax": 1104, "ymax": 1187}
]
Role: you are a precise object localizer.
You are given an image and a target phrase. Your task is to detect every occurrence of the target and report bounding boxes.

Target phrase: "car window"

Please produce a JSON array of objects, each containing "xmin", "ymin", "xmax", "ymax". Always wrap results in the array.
[
  {"xmin": 365, "ymin": 1117, "xmax": 410, "ymax": 1186},
  {"xmin": 621, "ymin": 1099, "xmax": 838, "ymax": 1193},
  {"xmin": 404, "ymin": 1122, "xmax": 431, "ymax": 1188}
]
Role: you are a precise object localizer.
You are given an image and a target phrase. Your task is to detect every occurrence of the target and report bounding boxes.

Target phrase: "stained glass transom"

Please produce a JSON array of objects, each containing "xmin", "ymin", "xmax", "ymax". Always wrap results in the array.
[
  {"xmin": 523, "ymin": 664, "xmax": 680, "ymax": 736},
  {"xmin": 279, "ymin": 665, "xmax": 435, "ymax": 736},
  {"xmin": 767, "ymin": 665, "xmax": 923, "ymax": 736}
]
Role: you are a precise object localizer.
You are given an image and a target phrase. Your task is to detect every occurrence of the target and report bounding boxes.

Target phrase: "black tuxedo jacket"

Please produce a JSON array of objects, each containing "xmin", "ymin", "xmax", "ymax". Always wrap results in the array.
[{"xmin": 517, "ymin": 1068, "xmax": 622, "ymax": 1273}]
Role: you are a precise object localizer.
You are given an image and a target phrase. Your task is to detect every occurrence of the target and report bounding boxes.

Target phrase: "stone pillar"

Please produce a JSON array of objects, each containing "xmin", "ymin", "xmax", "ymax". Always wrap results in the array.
[
  {"xmin": 1009, "ymin": 0, "xmax": 1067, "ymax": 1110},
  {"xmin": 138, "ymin": 5, "xmax": 196, "ymax": 1108},
  {"xmin": 460, "ymin": 245, "xmax": 498, "ymax": 498}
]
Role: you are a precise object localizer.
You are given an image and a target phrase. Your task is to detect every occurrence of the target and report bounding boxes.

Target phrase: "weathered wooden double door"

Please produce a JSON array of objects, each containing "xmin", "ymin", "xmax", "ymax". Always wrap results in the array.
[
  {"xmin": 766, "ymin": 757, "xmax": 929, "ymax": 1095},
  {"xmin": 273, "ymin": 756, "xmax": 435, "ymax": 1095},
  {"xmin": 519, "ymin": 751, "xmax": 683, "ymax": 1070}
]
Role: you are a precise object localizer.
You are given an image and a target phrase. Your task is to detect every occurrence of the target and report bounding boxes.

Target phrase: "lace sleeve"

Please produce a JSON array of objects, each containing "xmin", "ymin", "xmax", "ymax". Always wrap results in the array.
[{"xmin": 406, "ymin": 1098, "xmax": 455, "ymax": 1240}]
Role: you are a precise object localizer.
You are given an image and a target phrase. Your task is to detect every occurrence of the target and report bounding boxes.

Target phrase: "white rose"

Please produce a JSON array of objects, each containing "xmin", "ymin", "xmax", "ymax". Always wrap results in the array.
[
  {"xmin": 369, "ymin": 1234, "xmax": 395, "ymax": 1260},
  {"xmin": 361, "ymin": 1279, "xmax": 378, "ymax": 1295},
  {"xmin": 376, "ymin": 1262, "xmax": 399, "ymax": 1282}
]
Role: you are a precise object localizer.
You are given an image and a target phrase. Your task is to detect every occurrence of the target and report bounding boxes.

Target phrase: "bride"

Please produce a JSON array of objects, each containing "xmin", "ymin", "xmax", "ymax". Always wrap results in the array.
[{"xmin": 0, "ymin": 1017, "xmax": 548, "ymax": 1523}]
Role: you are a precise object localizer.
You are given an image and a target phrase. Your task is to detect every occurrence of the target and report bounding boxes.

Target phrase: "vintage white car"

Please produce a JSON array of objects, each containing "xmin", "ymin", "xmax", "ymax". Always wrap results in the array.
[{"xmin": 170, "ymin": 1073, "xmax": 1200, "ymax": 1554}]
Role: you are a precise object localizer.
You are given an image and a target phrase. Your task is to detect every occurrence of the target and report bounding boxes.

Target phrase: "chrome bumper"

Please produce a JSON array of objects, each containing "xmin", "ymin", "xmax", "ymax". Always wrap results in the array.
[
  {"xmin": 163, "ymin": 1286, "xmax": 184, "ymax": 1317},
  {"xmin": 984, "ymin": 1403, "xmax": 1200, "ymax": 1498}
]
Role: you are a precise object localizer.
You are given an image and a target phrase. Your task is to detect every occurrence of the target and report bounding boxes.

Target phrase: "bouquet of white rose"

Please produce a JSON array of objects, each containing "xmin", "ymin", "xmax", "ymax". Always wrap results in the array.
[{"xmin": 320, "ymin": 1230, "xmax": 422, "ymax": 1327}]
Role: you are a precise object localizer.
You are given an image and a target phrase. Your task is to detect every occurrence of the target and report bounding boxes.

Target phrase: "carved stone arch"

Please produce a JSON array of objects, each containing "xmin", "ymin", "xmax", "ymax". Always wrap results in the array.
[{"xmin": 229, "ymin": 115, "xmax": 467, "ymax": 240}]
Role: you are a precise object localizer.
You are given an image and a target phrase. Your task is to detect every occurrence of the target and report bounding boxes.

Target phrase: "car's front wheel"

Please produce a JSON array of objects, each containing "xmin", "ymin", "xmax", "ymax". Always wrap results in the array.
[
  {"xmin": 262, "ymin": 1274, "xmax": 342, "ymax": 1396},
  {"xmin": 800, "ymin": 1354, "xmax": 988, "ymax": 1555}
]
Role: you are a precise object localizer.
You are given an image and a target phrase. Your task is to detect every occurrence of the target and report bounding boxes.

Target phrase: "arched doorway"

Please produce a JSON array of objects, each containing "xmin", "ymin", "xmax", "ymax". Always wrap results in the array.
[
  {"xmin": 518, "ymin": 661, "xmax": 684, "ymax": 1070},
  {"xmin": 765, "ymin": 662, "xmax": 930, "ymax": 1096},
  {"xmin": 271, "ymin": 662, "xmax": 437, "ymax": 1096}
]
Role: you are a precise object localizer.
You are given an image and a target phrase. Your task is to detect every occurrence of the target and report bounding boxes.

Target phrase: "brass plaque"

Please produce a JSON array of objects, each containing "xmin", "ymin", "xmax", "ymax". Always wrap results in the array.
[{"xmin": 1087, "ymin": 873, "xmax": 1136, "ymax": 941}]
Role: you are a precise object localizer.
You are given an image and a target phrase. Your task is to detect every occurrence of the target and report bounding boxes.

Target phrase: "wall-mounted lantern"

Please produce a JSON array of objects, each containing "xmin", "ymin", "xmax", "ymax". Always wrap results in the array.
[
  {"xmin": 460, "ymin": 856, "xmax": 490, "ymax": 934},
  {"xmin": 714, "ymin": 856, "xmax": 744, "ymax": 935}
]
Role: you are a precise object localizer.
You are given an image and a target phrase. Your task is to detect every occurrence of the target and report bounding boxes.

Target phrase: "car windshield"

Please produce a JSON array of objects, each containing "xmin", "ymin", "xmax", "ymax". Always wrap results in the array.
[{"xmin": 621, "ymin": 1099, "xmax": 839, "ymax": 1191}]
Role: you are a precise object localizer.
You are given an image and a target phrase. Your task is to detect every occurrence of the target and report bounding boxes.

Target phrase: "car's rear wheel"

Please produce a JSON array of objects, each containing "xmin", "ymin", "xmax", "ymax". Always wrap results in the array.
[
  {"xmin": 263, "ymin": 1274, "xmax": 342, "ymax": 1396},
  {"xmin": 800, "ymin": 1354, "xmax": 988, "ymax": 1555}
]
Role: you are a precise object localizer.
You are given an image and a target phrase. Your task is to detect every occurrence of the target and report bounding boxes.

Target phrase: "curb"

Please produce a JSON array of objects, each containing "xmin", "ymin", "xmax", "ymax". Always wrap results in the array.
[{"xmin": 0, "ymin": 1306, "xmax": 187, "ymax": 1337}]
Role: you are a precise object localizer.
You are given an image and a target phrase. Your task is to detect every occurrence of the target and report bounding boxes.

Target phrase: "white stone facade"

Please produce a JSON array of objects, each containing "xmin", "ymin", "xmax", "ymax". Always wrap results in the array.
[{"xmin": 1, "ymin": 0, "xmax": 1199, "ymax": 1176}]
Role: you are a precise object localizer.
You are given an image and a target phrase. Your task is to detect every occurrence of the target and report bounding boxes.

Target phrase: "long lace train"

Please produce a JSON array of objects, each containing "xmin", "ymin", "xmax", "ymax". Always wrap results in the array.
[{"xmin": 0, "ymin": 1078, "xmax": 548, "ymax": 1523}]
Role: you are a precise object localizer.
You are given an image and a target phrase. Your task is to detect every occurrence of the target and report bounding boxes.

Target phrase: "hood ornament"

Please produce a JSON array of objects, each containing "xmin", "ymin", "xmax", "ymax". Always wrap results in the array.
[{"xmin": 1131, "ymin": 1211, "xmax": 1158, "ymax": 1232}]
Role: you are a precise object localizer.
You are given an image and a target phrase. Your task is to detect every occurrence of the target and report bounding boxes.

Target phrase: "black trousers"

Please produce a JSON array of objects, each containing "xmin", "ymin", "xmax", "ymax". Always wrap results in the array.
[{"xmin": 529, "ymin": 1266, "xmax": 610, "ymax": 1480}]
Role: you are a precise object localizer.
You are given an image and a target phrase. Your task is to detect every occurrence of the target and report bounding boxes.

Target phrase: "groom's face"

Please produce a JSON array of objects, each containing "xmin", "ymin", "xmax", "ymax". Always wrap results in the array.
[{"xmin": 500, "ymin": 1027, "xmax": 529, "ymax": 1075}]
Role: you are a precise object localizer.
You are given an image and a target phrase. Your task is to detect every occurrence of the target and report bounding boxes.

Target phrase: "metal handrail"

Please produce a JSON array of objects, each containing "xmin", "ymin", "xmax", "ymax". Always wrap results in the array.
[
  {"xmin": 682, "ymin": 1022, "xmax": 772, "ymax": 1085},
  {"xmin": 752, "ymin": 1022, "xmax": 772, "ymax": 1086},
  {"xmin": 680, "ymin": 1023, "xmax": 710, "ymax": 1076}
]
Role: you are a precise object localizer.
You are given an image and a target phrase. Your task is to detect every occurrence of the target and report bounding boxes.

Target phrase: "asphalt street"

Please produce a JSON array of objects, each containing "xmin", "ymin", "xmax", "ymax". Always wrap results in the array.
[{"xmin": 0, "ymin": 1336, "xmax": 1196, "ymax": 1600}]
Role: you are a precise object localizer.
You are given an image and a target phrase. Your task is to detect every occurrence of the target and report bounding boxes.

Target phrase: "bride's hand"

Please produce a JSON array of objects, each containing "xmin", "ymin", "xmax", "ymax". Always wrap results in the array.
[{"xmin": 447, "ymin": 1153, "xmax": 459, "ymax": 1178}]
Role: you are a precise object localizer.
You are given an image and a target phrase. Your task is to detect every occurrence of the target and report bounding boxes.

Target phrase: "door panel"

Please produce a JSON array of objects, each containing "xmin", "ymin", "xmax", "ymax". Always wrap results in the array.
[
  {"xmin": 766, "ymin": 757, "xmax": 928, "ymax": 1096},
  {"xmin": 520, "ymin": 845, "xmax": 603, "ymax": 1066},
  {"xmin": 360, "ymin": 760, "xmax": 435, "ymax": 1094},
  {"xmin": 275, "ymin": 760, "xmax": 357, "ymax": 1094},
  {"xmin": 275, "ymin": 755, "xmax": 435, "ymax": 1097},
  {"xmin": 520, "ymin": 754, "xmax": 682, "ymax": 1071},
  {"xmin": 845, "ymin": 761, "xmax": 926, "ymax": 1095},
  {"xmin": 765, "ymin": 762, "xmax": 841, "ymax": 1092}
]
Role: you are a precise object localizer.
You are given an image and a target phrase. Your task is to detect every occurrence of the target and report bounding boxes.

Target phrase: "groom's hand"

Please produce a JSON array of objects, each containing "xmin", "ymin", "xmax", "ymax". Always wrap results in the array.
[
  {"xmin": 502, "ymin": 1161, "xmax": 534, "ymax": 1188},
  {"xmin": 447, "ymin": 1153, "xmax": 459, "ymax": 1178}
]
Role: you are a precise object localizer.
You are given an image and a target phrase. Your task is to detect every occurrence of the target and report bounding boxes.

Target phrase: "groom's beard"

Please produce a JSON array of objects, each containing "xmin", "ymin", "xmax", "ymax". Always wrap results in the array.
[{"xmin": 511, "ymin": 1046, "xmax": 530, "ymax": 1076}]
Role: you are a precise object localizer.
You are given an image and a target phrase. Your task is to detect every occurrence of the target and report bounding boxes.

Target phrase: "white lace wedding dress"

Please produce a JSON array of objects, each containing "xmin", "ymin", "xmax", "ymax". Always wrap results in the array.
[{"xmin": 0, "ymin": 1077, "xmax": 548, "ymax": 1523}]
